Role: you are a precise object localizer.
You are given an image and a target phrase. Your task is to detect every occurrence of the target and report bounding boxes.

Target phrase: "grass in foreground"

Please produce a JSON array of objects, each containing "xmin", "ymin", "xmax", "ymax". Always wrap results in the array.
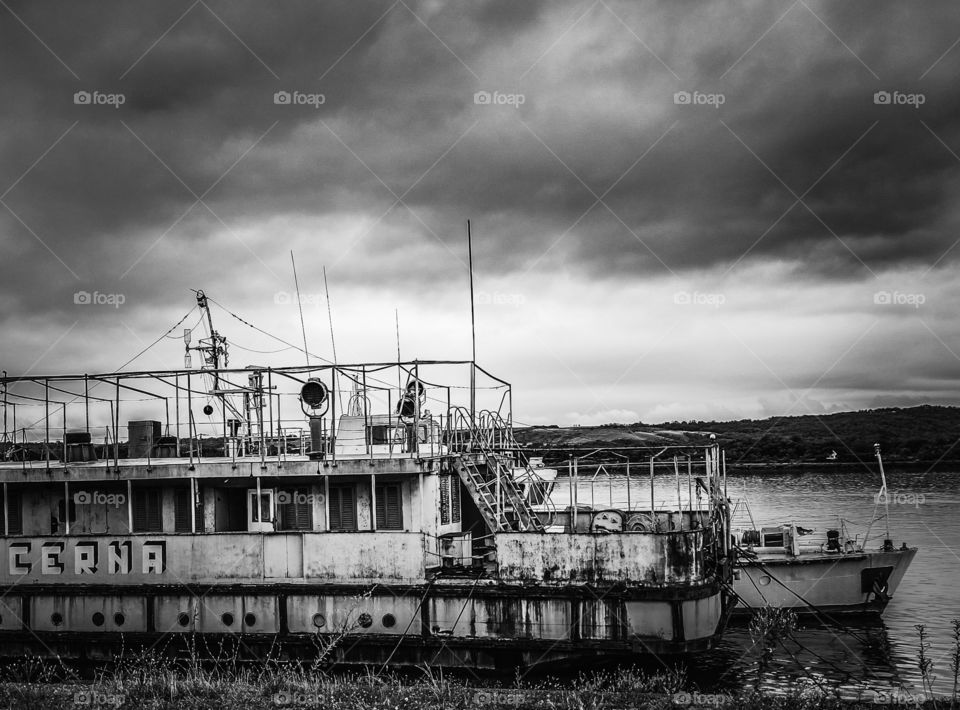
[{"xmin": 0, "ymin": 656, "xmax": 945, "ymax": 710}]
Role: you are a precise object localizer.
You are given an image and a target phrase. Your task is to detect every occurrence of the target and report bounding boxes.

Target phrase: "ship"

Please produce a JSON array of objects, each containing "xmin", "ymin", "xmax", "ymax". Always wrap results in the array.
[
  {"xmin": 0, "ymin": 291, "xmax": 734, "ymax": 670},
  {"xmin": 730, "ymin": 524, "xmax": 916, "ymax": 617},
  {"xmin": 730, "ymin": 446, "xmax": 917, "ymax": 617}
]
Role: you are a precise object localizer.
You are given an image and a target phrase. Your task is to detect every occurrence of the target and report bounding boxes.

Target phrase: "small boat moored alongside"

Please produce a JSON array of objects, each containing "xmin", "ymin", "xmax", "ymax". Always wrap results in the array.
[{"xmin": 730, "ymin": 444, "xmax": 917, "ymax": 617}]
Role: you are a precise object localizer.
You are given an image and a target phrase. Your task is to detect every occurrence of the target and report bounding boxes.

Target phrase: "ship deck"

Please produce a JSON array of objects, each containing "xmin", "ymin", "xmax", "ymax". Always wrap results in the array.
[{"xmin": 0, "ymin": 453, "xmax": 440, "ymax": 482}]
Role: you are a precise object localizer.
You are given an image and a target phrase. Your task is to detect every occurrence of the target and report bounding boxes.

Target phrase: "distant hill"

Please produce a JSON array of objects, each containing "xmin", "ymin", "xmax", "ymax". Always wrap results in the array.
[{"xmin": 514, "ymin": 405, "xmax": 960, "ymax": 466}]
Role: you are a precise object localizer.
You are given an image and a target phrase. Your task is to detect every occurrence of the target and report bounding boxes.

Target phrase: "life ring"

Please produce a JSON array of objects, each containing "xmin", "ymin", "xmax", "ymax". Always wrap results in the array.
[{"xmin": 625, "ymin": 514, "xmax": 656, "ymax": 532}]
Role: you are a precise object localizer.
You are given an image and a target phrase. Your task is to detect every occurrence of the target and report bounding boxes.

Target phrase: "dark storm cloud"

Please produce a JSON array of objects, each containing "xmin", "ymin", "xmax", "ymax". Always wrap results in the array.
[
  {"xmin": 4, "ymin": 0, "xmax": 960, "ymax": 296},
  {"xmin": 3, "ymin": 0, "xmax": 960, "ymax": 419}
]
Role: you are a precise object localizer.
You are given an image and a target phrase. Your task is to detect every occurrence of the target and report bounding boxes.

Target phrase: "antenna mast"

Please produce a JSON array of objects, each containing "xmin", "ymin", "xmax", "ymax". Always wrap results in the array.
[
  {"xmin": 323, "ymin": 266, "xmax": 338, "ymax": 365},
  {"xmin": 395, "ymin": 308, "xmax": 402, "ymax": 385},
  {"xmin": 468, "ymin": 220, "xmax": 476, "ymax": 419},
  {"xmin": 189, "ymin": 290, "xmax": 229, "ymax": 387},
  {"xmin": 290, "ymin": 251, "xmax": 310, "ymax": 368},
  {"xmin": 185, "ymin": 289, "xmax": 244, "ymax": 423}
]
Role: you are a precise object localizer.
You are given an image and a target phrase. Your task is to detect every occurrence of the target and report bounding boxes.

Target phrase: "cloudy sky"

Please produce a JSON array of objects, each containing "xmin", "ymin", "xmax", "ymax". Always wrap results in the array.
[{"xmin": 2, "ymin": 0, "xmax": 960, "ymax": 426}]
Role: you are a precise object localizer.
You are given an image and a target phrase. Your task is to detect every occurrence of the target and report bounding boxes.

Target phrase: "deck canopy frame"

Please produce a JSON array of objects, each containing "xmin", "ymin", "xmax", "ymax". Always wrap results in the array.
[{"xmin": 0, "ymin": 360, "xmax": 513, "ymax": 465}]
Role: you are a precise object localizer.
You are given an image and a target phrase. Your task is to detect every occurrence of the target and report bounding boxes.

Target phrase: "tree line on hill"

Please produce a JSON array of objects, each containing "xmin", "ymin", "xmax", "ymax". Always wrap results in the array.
[{"xmin": 515, "ymin": 405, "xmax": 960, "ymax": 465}]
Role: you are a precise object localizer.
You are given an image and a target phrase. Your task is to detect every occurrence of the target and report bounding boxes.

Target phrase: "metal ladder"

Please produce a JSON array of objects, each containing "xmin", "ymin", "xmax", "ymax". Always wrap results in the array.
[{"xmin": 453, "ymin": 453, "xmax": 544, "ymax": 533}]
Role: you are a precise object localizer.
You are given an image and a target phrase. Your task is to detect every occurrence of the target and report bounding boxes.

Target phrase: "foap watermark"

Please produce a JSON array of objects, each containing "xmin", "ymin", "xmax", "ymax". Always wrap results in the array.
[
  {"xmin": 273, "ymin": 691, "xmax": 322, "ymax": 706},
  {"xmin": 873, "ymin": 290, "xmax": 925, "ymax": 308},
  {"xmin": 674, "ymin": 290, "xmax": 725, "ymax": 308},
  {"xmin": 874, "ymin": 90, "xmax": 925, "ymax": 108},
  {"xmin": 274, "ymin": 291, "xmax": 323, "ymax": 307},
  {"xmin": 673, "ymin": 691, "xmax": 731, "ymax": 707},
  {"xmin": 871, "ymin": 689, "xmax": 927, "ymax": 705},
  {"xmin": 274, "ymin": 90, "xmax": 325, "ymax": 108},
  {"xmin": 74, "ymin": 90, "xmax": 125, "ymax": 108},
  {"xmin": 674, "ymin": 90, "xmax": 725, "ymax": 108},
  {"xmin": 276, "ymin": 491, "xmax": 324, "ymax": 506},
  {"xmin": 74, "ymin": 491, "xmax": 126, "ymax": 508},
  {"xmin": 475, "ymin": 291, "xmax": 525, "ymax": 307},
  {"xmin": 472, "ymin": 690, "xmax": 530, "ymax": 705},
  {"xmin": 73, "ymin": 691, "xmax": 125, "ymax": 707},
  {"xmin": 74, "ymin": 291, "xmax": 126, "ymax": 308},
  {"xmin": 474, "ymin": 90, "xmax": 525, "ymax": 108},
  {"xmin": 874, "ymin": 490, "xmax": 926, "ymax": 507}
]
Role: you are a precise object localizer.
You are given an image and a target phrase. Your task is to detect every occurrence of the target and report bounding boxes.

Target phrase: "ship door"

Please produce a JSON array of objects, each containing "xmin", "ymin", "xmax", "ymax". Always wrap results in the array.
[{"xmin": 247, "ymin": 488, "xmax": 275, "ymax": 532}]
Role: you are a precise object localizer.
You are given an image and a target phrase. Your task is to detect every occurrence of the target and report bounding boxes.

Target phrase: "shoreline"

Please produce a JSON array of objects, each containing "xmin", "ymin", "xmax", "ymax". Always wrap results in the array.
[{"xmin": 549, "ymin": 460, "xmax": 960, "ymax": 476}]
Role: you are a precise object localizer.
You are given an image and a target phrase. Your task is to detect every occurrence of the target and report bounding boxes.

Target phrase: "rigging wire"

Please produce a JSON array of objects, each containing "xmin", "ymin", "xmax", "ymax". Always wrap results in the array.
[
  {"xmin": 203, "ymin": 296, "xmax": 472, "ymax": 413},
  {"xmin": 116, "ymin": 306, "xmax": 198, "ymax": 372},
  {"xmin": 11, "ymin": 306, "xmax": 199, "ymax": 433},
  {"xmin": 164, "ymin": 311, "xmax": 204, "ymax": 339},
  {"xmin": 205, "ymin": 295, "xmax": 334, "ymax": 367},
  {"xmin": 229, "ymin": 342, "xmax": 296, "ymax": 355}
]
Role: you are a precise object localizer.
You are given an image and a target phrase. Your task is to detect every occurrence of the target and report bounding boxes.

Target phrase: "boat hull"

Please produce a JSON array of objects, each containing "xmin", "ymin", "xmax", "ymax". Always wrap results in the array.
[
  {"xmin": 0, "ymin": 580, "xmax": 727, "ymax": 668},
  {"xmin": 731, "ymin": 547, "xmax": 917, "ymax": 616}
]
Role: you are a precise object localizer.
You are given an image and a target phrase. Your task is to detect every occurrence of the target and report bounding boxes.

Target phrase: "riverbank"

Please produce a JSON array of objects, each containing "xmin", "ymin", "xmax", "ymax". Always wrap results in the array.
[
  {"xmin": 551, "ymin": 459, "xmax": 960, "ymax": 476},
  {"xmin": 0, "ymin": 668, "xmax": 944, "ymax": 709},
  {"xmin": 724, "ymin": 460, "xmax": 960, "ymax": 475}
]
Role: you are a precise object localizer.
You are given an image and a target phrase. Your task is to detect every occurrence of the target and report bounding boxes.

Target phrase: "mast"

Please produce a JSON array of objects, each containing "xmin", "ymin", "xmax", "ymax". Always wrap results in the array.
[
  {"xmin": 874, "ymin": 443, "xmax": 891, "ymax": 540},
  {"xmin": 186, "ymin": 289, "xmax": 244, "ymax": 426},
  {"xmin": 468, "ymin": 220, "xmax": 476, "ymax": 419},
  {"xmin": 291, "ymin": 251, "xmax": 311, "ymax": 368}
]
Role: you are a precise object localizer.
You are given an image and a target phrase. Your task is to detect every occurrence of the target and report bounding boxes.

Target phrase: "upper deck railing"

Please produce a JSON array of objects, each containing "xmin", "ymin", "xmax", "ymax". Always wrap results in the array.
[{"xmin": 0, "ymin": 360, "xmax": 513, "ymax": 468}]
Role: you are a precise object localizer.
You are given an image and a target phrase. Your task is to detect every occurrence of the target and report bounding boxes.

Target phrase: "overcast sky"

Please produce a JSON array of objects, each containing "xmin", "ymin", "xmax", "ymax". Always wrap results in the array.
[{"xmin": 2, "ymin": 0, "xmax": 960, "ymax": 426}]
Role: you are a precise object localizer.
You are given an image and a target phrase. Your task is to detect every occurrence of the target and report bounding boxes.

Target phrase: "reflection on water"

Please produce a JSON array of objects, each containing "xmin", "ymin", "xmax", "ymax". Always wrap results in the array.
[{"xmin": 549, "ymin": 466, "xmax": 960, "ymax": 697}]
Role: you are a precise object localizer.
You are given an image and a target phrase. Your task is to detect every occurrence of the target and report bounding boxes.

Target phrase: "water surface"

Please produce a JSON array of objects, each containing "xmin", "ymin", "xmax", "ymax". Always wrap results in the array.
[{"xmin": 549, "ymin": 467, "xmax": 960, "ymax": 697}]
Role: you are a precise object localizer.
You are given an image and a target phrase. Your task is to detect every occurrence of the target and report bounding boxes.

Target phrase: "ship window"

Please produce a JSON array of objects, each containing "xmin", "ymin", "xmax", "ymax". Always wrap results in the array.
[
  {"xmin": 367, "ymin": 425, "xmax": 391, "ymax": 446},
  {"xmin": 5, "ymin": 490, "xmax": 22, "ymax": 535},
  {"xmin": 279, "ymin": 488, "xmax": 314, "ymax": 531},
  {"xmin": 132, "ymin": 488, "xmax": 162, "ymax": 532},
  {"xmin": 328, "ymin": 485, "xmax": 356, "ymax": 531},
  {"xmin": 174, "ymin": 487, "xmax": 192, "ymax": 532},
  {"xmin": 249, "ymin": 491, "xmax": 273, "ymax": 523},
  {"xmin": 375, "ymin": 483, "xmax": 403, "ymax": 530},
  {"xmin": 56, "ymin": 498, "xmax": 77, "ymax": 532}
]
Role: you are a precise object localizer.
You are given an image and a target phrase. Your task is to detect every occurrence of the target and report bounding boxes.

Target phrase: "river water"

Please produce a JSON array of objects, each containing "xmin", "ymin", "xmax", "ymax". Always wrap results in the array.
[{"xmin": 548, "ymin": 467, "xmax": 960, "ymax": 699}]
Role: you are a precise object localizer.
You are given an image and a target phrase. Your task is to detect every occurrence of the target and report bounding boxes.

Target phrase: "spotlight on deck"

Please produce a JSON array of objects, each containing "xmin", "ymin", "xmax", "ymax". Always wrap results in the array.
[
  {"xmin": 300, "ymin": 378, "xmax": 330, "ymax": 461},
  {"xmin": 299, "ymin": 378, "xmax": 330, "ymax": 416}
]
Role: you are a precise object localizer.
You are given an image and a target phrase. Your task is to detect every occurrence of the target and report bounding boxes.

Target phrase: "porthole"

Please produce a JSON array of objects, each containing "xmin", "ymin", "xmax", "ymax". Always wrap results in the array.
[
  {"xmin": 312, "ymin": 613, "xmax": 326, "ymax": 629},
  {"xmin": 114, "ymin": 613, "xmax": 125, "ymax": 627},
  {"xmin": 382, "ymin": 613, "xmax": 396, "ymax": 628},
  {"xmin": 51, "ymin": 612, "xmax": 63, "ymax": 627},
  {"xmin": 244, "ymin": 612, "xmax": 256, "ymax": 628},
  {"xmin": 758, "ymin": 575, "xmax": 771, "ymax": 586},
  {"xmin": 92, "ymin": 612, "xmax": 105, "ymax": 627},
  {"xmin": 358, "ymin": 612, "xmax": 373, "ymax": 629},
  {"xmin": 222, "ymin": 612, "xmax": 234, "ymax": 627},
  {"xmin": 177, "ymin": 612, "xmax": 190, "ymax": 627}
]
